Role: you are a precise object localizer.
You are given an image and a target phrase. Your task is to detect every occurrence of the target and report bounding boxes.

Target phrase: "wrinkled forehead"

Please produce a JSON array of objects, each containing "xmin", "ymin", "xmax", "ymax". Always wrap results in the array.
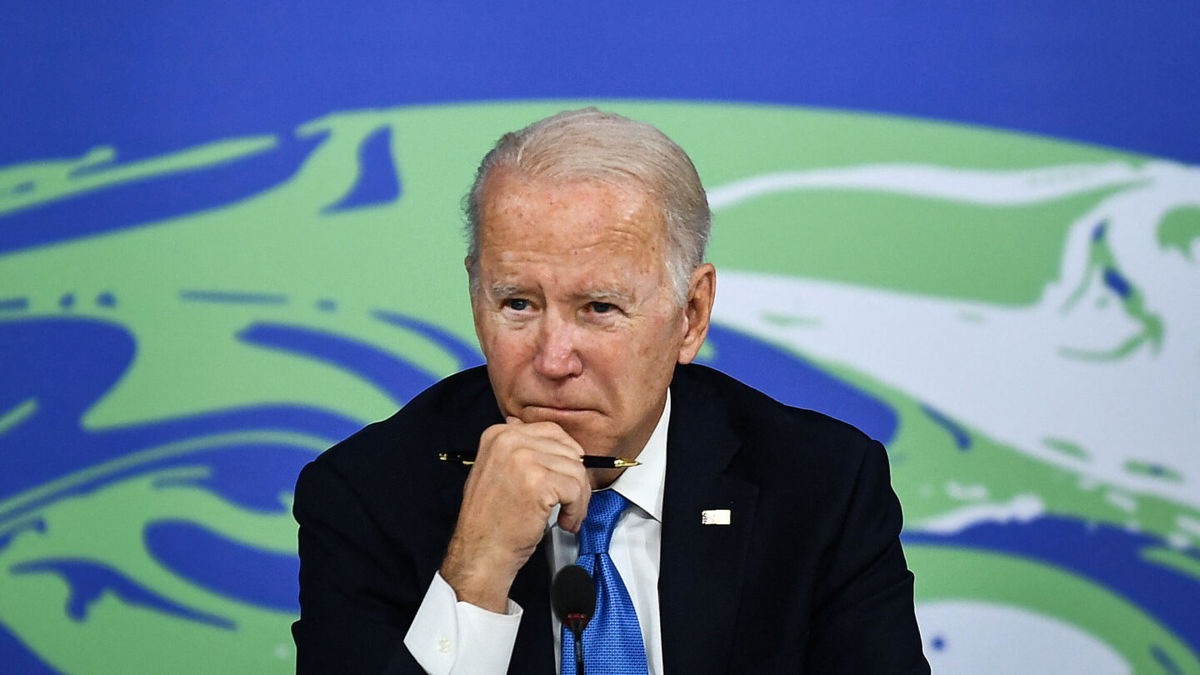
[{"xmin": 479, "ymin": 171, "xmax": 669, "ymax": 248}]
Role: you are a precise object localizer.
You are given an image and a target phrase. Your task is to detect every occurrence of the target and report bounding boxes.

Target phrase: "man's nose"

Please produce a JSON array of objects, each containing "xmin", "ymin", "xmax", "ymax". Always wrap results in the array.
[{"xmin": 533, "ymin": 313, "xmax": 583, "ymax": 379}]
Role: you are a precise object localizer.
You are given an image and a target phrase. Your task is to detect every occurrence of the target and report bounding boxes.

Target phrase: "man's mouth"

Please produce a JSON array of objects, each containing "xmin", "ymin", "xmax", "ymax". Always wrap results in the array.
[{"xmin": 522, "ymin": 403, "xmax": 596, "ymax": 415}]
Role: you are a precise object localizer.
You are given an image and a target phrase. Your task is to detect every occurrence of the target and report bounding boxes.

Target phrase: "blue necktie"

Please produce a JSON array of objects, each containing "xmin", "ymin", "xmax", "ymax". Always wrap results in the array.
[{"xmin": 561, "ymin": 489, "xmax": 649, "ymax": 675}]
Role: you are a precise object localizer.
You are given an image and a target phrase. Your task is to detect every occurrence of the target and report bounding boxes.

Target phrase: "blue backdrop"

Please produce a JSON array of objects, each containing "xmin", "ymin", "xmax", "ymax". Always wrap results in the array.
[{"xmin": 2, "ymin": 3, "xmax": 1197, "ymax": 673}]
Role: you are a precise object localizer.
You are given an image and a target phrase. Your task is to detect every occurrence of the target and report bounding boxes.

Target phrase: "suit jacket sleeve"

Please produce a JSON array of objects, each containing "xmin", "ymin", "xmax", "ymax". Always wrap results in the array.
[
  {"xmin": 292, "ymin": 457, "xmax": 428, "ymax": 674},
  {"xmin": 804, "ymin": 439, "xmax": 928, "ymax": 673}
]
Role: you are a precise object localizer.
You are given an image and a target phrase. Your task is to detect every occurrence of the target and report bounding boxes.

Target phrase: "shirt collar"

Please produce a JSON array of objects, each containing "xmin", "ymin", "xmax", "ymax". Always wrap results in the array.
[{"xmin": 607, "ymin": 390, "xmax": 669, "ymax": 522}]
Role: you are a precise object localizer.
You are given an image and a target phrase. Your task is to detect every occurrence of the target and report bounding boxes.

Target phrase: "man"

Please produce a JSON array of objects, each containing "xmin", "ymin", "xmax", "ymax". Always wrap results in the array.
[{"xmin": 293, "ymin": 108, "xmax": 929, "ymax": 673}]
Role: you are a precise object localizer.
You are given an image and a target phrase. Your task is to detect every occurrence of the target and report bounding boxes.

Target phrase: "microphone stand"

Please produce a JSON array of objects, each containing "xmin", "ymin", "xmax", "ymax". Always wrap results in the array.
[{"xmin": 565, "ymin": 613, "xmax": 587, "ymax": 675}]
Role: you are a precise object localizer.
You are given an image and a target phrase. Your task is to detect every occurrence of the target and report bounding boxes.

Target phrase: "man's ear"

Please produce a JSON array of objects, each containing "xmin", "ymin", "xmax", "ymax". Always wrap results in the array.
[
  {"xmin": 464, "ymin": 256, "xmax": 477, "ymax": 297},
  {"xmin": 677, "ymin": 263, "xmax": 716, "ymax": 364}
]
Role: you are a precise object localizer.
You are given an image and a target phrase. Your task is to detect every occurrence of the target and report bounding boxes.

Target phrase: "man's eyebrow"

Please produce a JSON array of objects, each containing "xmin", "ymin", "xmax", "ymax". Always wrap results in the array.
[
  {"xmin": 580, "ymin": 289, "xmax": 634, "ymax": 304},
  {"xmin": 488, "ymin": 284, "xmax": 524, "ymax": 297},
  {"xmin": 486, "ymin": 284, "xmax": 633, "ymax": 303}
]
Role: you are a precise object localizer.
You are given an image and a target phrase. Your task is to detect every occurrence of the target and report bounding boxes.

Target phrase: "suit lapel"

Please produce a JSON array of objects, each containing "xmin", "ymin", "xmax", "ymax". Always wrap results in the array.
[{"xmin": 658, "ymin": 367, "xmax": 759, "ymax": 674}]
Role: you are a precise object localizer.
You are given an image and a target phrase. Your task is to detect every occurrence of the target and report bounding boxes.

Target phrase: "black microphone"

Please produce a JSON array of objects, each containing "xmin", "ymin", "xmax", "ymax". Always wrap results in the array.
[{"xmin": 552, "ymin": 564, "xmax": 595, "ymax": 675}]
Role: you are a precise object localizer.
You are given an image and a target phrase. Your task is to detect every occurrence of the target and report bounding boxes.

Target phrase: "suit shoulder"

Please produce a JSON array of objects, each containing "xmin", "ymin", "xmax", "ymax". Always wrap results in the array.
[
  {"xmin": 679, "ymin": 363, "xmax": 878, "ymax": 452},
  {"xmin": 307, "ymin": 366, "xmax": 496, "ymax": 480},
  {"xmin": 674, "ymin": 364, "xmax": 898, "ymax": 536}
]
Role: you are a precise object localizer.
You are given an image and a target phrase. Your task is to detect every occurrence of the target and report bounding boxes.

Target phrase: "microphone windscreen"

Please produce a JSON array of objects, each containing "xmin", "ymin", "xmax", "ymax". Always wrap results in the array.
[{"xmin": 552, "ymin": 564, "xmax": 596, "ymax": 624}]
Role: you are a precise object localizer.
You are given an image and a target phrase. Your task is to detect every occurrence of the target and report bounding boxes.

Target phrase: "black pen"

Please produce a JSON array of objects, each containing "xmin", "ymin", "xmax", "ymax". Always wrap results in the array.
[{"xmin": 438, "ymin": 451, "xmax": 640, "ymax": 469}]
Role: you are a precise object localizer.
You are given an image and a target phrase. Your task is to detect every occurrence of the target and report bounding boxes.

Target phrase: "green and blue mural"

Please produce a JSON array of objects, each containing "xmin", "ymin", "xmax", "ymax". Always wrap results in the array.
[{"xmin": 1, "ymin": 4, "xmax": 1197, "ymax": 673}]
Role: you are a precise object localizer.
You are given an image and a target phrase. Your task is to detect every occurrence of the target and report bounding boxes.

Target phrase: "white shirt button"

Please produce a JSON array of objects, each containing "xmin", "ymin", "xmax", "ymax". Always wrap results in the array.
[{"xmin": 437, "ymin": 636, "xmax": 453, "ymax": 654}]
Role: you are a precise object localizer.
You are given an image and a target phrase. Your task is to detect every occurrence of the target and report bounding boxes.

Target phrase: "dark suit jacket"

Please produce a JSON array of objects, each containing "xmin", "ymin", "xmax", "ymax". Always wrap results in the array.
[{"xmin": 293, "ymin": 364, "xmax": 929, "ymax": 673}]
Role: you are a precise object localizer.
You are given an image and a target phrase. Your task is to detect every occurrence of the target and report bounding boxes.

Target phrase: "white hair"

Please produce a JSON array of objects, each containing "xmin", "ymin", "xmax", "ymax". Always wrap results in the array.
[{"xmin": 464, "ymin": 108, "xmax": 711, "ymax": 303}]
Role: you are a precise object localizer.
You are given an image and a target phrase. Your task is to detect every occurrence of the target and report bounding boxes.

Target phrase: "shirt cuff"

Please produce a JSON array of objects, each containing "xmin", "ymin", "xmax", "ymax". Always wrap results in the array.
[{"xmin": 403, "ymin": 571, "xmax": 524, "ymax": 675}]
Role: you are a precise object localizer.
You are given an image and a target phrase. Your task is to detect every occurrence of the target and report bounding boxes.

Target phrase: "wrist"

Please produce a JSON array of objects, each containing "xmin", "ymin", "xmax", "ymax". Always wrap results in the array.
[{"xmin": 440, "ymin": 538, "xmax": 520, "ymax": 613}]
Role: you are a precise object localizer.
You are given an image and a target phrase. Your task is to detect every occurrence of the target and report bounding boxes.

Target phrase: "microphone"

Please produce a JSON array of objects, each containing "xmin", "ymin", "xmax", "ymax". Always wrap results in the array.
[{"xmin": 552, "ymin": 564, "xmax": 595, "ymax": 675}]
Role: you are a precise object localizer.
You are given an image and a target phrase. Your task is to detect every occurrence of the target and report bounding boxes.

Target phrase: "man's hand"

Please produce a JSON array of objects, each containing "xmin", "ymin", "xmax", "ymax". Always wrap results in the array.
[{"xmin": 439, "ymin": 417, "xmax": 591, "ymax": 612}]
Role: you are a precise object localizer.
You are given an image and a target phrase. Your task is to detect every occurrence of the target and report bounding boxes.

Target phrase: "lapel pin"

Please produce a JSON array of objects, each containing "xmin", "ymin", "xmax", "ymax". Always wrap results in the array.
[{"xmin": 701, "ymin": 509, "xmax": 731, "ymax": 526}]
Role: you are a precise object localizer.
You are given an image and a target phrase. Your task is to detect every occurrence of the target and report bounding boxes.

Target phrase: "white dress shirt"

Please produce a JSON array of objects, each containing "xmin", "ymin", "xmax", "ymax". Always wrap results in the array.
[{"xmin": 405, "ymin": 393, "xmax": 671, "ymax": 675}]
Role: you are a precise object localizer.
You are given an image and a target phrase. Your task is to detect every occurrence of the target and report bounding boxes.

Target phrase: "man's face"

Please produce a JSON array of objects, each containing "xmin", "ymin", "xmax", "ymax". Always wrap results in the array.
[{"xmin": 470, "ymin": 172, "xmax": 711, "ymax": 459}]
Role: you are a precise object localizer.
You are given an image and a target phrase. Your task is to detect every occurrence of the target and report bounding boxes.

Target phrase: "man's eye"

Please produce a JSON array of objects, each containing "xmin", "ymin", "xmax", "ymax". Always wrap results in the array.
[
  {"xmin": 590, "ymin": 302, "xmax": 615, "ymax": 314},
  {"xmin": 505, "ymin": 298, "xmax": 531, "ymax": 311}
]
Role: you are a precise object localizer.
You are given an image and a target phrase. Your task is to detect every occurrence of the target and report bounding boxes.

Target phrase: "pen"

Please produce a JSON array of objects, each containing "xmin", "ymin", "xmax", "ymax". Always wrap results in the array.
[{"xmin": 438, "ymin": 451, "xmax": 640, "ymax": 469}]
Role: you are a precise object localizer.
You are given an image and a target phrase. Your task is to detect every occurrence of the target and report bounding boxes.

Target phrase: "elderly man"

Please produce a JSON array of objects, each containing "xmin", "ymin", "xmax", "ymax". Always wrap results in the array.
[{"xmin": 293, "ymin": 108, "xmax": 928, "ymax": 674}]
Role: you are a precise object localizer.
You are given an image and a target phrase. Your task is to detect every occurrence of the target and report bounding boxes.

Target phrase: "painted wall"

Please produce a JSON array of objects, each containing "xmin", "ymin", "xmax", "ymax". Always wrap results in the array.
[{"xmin": 1, "ymin": 4, "xmax": 1197, "ymax": 672}]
